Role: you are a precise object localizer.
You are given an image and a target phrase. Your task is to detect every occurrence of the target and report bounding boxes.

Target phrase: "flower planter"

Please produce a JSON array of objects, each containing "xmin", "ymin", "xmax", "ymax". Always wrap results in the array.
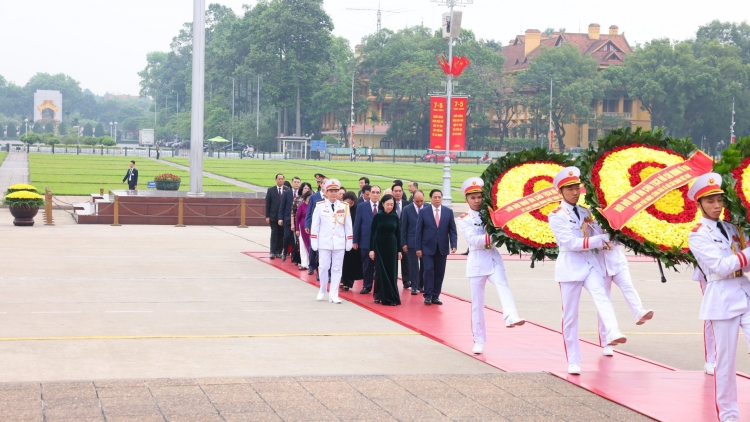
[
  {"xmin": 9, "ymin": 204, "xmax": 39, "ymax": 226},
  {"xmin": 155, "ymin": 180, "xmax": 181, "ymax": 191}
]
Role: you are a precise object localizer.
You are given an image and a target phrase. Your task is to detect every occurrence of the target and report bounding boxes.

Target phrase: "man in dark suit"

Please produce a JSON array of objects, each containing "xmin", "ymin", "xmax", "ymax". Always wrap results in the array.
[
  {"xmin": 416, "ymin": 189, "xmax": 457, "ymax": 305},
  {"xmin": 401, "ymin": 190, "xmax": 425, "ymax": 295},
  {"xmin": 407, "ymin": 181, "xmax": 418, "ymax": 202},
  {"xmin": 392, "ymin": 184, "xmax": 411, "ymax": 289},
  {"xmin": 122, "ymin": 160, "xmax": 138, "ymax": 190},
  {"xmin": 265, "ymin": 173, "xmax": 286, "ymax": 259},
  {"xmin": 357, "ymin": 177, "xmax": 370, "ymax": 201},
  {"xmin": 356, "ymin": 184, "xmax": 371, "ymax": 205},
  {"xmin": 353, "ymin": 185, "xmax": 381, "ymax": 294},
  {"xmin": 278, "ymin": 176, "xmax": 300, "ymax": 262},
  {"xmin": 305, "ymin": 178, "xmax": 327, "ymax": 279}
]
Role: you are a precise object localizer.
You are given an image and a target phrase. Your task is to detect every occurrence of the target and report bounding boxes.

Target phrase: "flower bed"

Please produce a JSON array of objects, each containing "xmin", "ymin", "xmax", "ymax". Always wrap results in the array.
[
  {"xmin": 481, "ymin": 148, "xmax": 577, "ymax": 262},
  {"xmin": 579, "ymin": 128, "xmax": 700, "ymax": 269},
  {"xmin": 154, "ymin": 173, "xmax": 181, "ymax": 191}
]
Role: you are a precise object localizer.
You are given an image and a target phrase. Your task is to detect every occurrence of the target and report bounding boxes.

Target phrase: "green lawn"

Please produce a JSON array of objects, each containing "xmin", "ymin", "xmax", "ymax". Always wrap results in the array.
[
  {"xmin": 0, "ymin": 152, "xmax": 7, "ymax": 167},
  {"xmin": 29, "ymin": 154, "xmax": 251, "ymax": 195},
  {"xmin": 164, "ymin": 158, "xmax": 489, "ymax": 202}
]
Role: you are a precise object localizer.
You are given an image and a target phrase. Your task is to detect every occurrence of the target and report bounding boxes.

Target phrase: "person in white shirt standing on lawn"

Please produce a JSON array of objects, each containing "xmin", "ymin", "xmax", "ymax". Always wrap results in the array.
[
  {"xmin": 457, "ymin": 177, "xmax": 525, "ymax": 355},
  {"xmin": 310, "ymin": 179, "xmax": 353, "ymax": 304},
  {"xmin": 687, "ymin": 173, "xmax": 750, "ymax": 422},
  {"xmin": 548, "ymin": 167, "xmax": 627, "ymax": 375}
]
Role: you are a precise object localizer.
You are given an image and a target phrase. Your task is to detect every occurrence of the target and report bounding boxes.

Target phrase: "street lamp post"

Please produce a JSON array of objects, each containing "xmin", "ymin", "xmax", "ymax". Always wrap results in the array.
[
  {"xmin": 431, "ymin": 0, "xmax": 471, "ymax": 206},
  {"xmin": 188, "ymin": 0, "xmax": 206, "ymax": 196},
  {"xmin": 25, "ymin": 118, "xmax": 28, "ymax": 138},
  {"xmin": 114, "ymin": 121, "xmax": 118, "ymax": 143},
  {"xmin": 110, "ymin": 122, "xmax": 113, "ymax": 139}
]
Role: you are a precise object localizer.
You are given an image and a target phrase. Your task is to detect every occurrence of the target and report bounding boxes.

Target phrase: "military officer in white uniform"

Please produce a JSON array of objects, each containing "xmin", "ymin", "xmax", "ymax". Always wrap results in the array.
[
  {"xmin": 310, "ymin": 179, "xmax": 353, "ymax": 304},
  {"xmin": 548, "ymin": 167, "xmax": 626, "ymax": 375},
  {"xmin": 595, "ymin": 243, "xmax": 654, "ymax": 356},
  {"xmin": 692, "ymin": 269, "xmax": 718, "ymax": 375},
  {"xmin": 457, "ymin": 177, "xmax": 525, "ymax": 355},
  {"xmin": 687, "ymin": 173, "xmax": 750, "ymax": 422}
]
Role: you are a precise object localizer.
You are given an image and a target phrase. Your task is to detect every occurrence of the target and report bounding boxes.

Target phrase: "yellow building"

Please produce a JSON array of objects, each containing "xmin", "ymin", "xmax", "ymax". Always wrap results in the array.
[
  {"xmin": 320, "ymin": 81, "xmax": 396, "ymax": 149},
  {"xmin": 500, "ymin": 24, "xmax": 652, "ymax": 150}
]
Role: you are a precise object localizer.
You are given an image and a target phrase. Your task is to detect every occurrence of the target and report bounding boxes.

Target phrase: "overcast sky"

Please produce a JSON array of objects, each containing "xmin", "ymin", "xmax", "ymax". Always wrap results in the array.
[{"xmin": 1, "ymin": 0, "xmax": 746, "ymax": 96}]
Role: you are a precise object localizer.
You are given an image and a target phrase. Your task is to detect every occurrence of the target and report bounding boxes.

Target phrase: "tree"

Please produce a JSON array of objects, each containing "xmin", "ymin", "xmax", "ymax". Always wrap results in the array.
[
  {"xmin": 83, "ymin": 123, "xmax": 93, "ymax": 136},
  {"xmin": 94, "ymin": 123, "xmax": 105, "ymax": 137},
  {"xmin": 99, "ymin": 136, "xmax": 116, "ymax": 146},
  {"xmin": 694, "ymin": 20, "xmax": 750, "ymax": 65},
  {"xmin": 44, "ymin": 122, "xmax": 55, "ymax": 133},
  {"xmin": 58, "ymin": 122, "xmax": 67, "ymax": 135},
  {"xmin": 32, "ymin": 122, "xmax": 43, "ymax": 134},
  {"xmin": 518, "ymin": 44, "xmax": 609, "ymax": 150},
  {"xmin": 20, "ymin": 133, "xmax": 41, "ymax": 145},
  {"xmin": 7, "ymin": 123, "xmax": 17, "ymax": 138}
]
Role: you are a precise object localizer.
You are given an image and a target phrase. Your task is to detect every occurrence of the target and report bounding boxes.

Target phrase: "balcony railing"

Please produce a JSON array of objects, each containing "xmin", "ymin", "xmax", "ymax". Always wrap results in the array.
[{"xmin": 595, "ymin": 112, "xmax": 633, "ymax": 119}]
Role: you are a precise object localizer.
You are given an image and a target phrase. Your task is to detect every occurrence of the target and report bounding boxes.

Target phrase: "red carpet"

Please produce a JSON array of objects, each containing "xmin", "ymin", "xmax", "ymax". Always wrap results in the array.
[{"xmin": 244, "ymin": 252, "xmax": 750, "ymax": 421}]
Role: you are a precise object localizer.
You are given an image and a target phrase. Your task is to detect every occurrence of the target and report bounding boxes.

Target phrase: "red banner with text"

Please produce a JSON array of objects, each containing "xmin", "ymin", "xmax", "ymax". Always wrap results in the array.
[
  {"xmin": 490, "ymin": 186, "xmax": 586, "ymax": 228},
  {"xmin": 450, "ymin": 97, "xmax": 468, "ymax": 151},
  {"xmin": 429, "ymin": 96, "xmax": 447, "ymax": 150},
  {"xmin": 600, "ymin": 151, "xmax": 714, "ymax": 230}
]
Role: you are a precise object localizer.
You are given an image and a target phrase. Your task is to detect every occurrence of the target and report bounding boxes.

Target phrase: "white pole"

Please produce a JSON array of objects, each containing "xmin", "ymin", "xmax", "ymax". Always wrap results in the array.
[
  {"xmin": 351, "ymin": 71, "xmax": 355, "ymax": 155},
  {"xmin": 549, "ymin": 78, "xmax": 553, "ymax": 150},
  {"xmin": 257, "ymin": 75, "xmax": 260, "ymax": 138},
  {"xmin": 731, "ymin": 95, "xmax": 736, "ymax": 144},
  {"xmin": 232, "ymin": 77, "xmax": 235, "ymax": 151},
  {"xmin": 441, "ymin": 0, "xmax": 455, "ymax": 206},
  {"xmin": 188, "ymin": 0, "xmax": 205, "ymax": 196}
]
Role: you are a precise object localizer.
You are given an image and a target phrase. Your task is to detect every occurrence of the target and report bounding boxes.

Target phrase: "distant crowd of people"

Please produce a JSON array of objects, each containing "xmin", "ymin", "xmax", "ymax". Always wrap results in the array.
[{"xmin": 264, "ymin": 174, "xmax": 457, "ymax": 306}]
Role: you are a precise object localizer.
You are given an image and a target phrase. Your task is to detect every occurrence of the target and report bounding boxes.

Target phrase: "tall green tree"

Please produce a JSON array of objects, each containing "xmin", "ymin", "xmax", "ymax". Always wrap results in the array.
[
  {"xmin": 518, "ymin": 44, "xmax": 609, "ymax": 150},
  {"xmin": 94, "ymin": 123, "xmax": 105, "ymax": 137},
  {"xmin": 83, "ymin": 123, "xmax": 93, "ymax": 136}
]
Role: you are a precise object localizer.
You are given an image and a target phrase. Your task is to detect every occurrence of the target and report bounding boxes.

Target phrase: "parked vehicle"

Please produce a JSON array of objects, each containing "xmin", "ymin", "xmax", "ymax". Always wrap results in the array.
[{"xmin": 422, "ymin": 150, "xmax": 457, "ymax": 163}]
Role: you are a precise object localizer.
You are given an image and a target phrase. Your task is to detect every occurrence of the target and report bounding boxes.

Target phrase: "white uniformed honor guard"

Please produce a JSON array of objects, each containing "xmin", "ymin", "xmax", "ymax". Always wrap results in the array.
[
  {"xmin": 310, "ymin": 179, "xmax": 353, "ymax": 304},
  {"xmin": 595, "ymin": 243, "xmax": 654, "ymax": 356},
  {"xmin": 457, "ymin": 177, "xmax": 525, "ymax": 355},
  {"xmin": 548, "ymin": 167, "xmax": 626, "ymax": 375},
  {"xmin": 687, "ymin": 173, "xmax": 750, "ymax": 422},
  {"xmin": 692, "ymin": 269, "xmax": 718, "ymax": 375}
]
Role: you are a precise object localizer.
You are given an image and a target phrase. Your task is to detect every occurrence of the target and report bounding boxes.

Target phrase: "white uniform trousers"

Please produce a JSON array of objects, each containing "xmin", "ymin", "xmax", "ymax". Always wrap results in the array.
[
  {"xmin": 597, "ymin": 268, "xmax": 644, "ymax": 346},
  {"xmin": 298, "ymin": 235, "xmax": 309, "ymax": 268},
  {"xmin": 700, "ymin": 278, "xmax": 717, "ymax": 364},
  {"xmin": 318, "ymin": 249, "xmax": 344, "ymax": 299},
  {"xmin": 711, "ymin": 295, "xmax": 750, "ymax": 422},
  {"xmin": 559, "ymin": 271, "xmax": 621, "ymax": 364},
  {"xmin": 469, "ymin": 260, "xmax": 520, "ymax": 345}
]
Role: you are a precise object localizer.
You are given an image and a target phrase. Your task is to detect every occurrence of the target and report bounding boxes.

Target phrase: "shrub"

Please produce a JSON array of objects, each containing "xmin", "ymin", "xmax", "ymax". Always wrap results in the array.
[{"xmin": 20, "ymin": 133, "xmax": 42, "ymax": 145}]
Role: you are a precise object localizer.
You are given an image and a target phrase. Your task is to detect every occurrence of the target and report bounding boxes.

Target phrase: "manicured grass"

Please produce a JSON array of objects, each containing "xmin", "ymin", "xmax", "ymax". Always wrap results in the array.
[
  {"xmin": 0, "ymin": 152, "xmax": 7, "ymax": 167},
  {"xmin": 29, "ymin": 154, "xmax": 251, "ymax": 195},
  {"xmin": 164, "ymin": 157, "xmax": 487, "ymax": 202}
]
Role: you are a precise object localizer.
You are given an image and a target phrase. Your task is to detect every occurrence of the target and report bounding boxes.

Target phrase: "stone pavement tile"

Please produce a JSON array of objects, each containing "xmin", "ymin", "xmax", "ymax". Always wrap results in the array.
[
  {"xmin": 43, "ymin": 402, "xmax": 103, "ymax": 420},
  {"xmin": 572, "ymin": 396, "xmax": 653, "ymax": 422},
  {"xmin": 146, "ymin": 379, "xmax": 198, "ymax": 387},
  {"xmin": 501, "ymin": 385, "xmax": 565, "ymax": 397},
  {"xmin": 212, "ymin": 401, "xmax": 276, "ymax": 413},
  {"xmin": 101, "ymin": 404, "xmax": 162, "ymax": 417},
  {"xmin": 475, "ymin": 396, "xmax": 554, "ymax": 416},
  {"xmin": 0, "ymin": 406, "xmax": 43, "ymax": 421},
  {"xmin": 149, "ymin": 386, "xmax": 206, "ymax": 398},
  {"xmin": 161, "ymin": 414, "xmax": 224, "ymax": 422},
  {"xmin": 371, "ymin": 398, "xmax": 448, "ymax": 420},
  {"xmin": 44, "ymin": 418, "xmax": 104, "ymax": 422},
  {"xmin": 0, "ymin": 387, "xmax": 41, "ymax": 401},
  {"xmin": 505, "ymin": 411, "xmax": 562, "ymax": 422},
  {"xmin": 200, "ymin": 384, "xmax": 262, "ymax": 403},
  {"xmin": 293, "ymin": 376, "xmax": 346, "ymax": 383},
  {"xmin": 425, "ymin": 397, "xmax": 502, "ymax": 419},
  {"xmin": 269, "ymin": 409, "xmax": 339, "ymax": 422},
  {"xmin": 539, "ymin": 376, "xmax": 599, "ymax": 397},
  {"xmin": 220, "ymin": 412, "xmax": 283, "ymax": 422},
  {"xmin": 157, "ymin": 403, "xmax": 217, "ymax": 416},
  {"xmin": 329, "ymin": 408, "xmax": 396, "ymax": 421},
  {"xmin": 106, "ymin": 416, "xmax": 166, "ymax": 422},
  {"xmin": 453, "ymin": 417, "xmax": 509, "ymax": 422},
  {"xmin": 0, "ymin": 383, "xmax": 40, "ymax": 391},
  {"xmin": 346, "ymin": 379, "xmax": 408, "ymax": 399},
  {"xmin": 257, "ymin": 390, "xmax": 315, "ymax": 402},
  {"xmin": 43, "ymin": 383, "xmax": 98, "ymax": 400},
  {"xmin": 313, "ymin": 396, "xmax": 380, "ymax": 411},
  {"xmin": 97, "ymin": 386, "xmax": 154, "ymax": 399},
  {"xmin": 95, "ymin": 380, "xmax": 148, "ymax": 388}
]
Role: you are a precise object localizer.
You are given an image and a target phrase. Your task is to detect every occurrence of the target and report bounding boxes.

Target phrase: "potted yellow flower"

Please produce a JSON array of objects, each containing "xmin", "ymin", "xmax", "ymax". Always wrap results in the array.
[{"xmin": 3, "ymin": 184, "xmax": 45, "ymax": 226}]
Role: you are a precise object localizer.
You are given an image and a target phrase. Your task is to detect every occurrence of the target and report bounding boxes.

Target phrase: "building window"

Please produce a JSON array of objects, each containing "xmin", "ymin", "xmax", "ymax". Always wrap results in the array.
[
  {"xmin": 588, "ymin": 128, "xmax": 598, "ymax": 142},
  {"xmin": 623, "ymin": 99, "xmax": 633, "ymax": 113},
  {"xmin": 602, "ymin": 99, "xmax": 619, "ymax": 113},
  {"xmin": 590, "ymin": 99, "xmax": 598, "ymax": 110},
  {"xmin": 380, "ymin": 139, "xmax": 391, "ymax": 148}
]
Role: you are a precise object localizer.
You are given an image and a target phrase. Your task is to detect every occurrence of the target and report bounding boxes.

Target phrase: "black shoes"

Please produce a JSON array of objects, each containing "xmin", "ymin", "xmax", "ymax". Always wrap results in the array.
[
  {"xmin": 432, "ymin": 299, "xmax": 443, "ymax": 305},
  {"xmin": 403, "ymin": 281, "xmax": 411, "ymax": 289},
  {"xmin": 360, "ymin": 288, "xmax": 371, "ymax": 294},
  {"xmin": 269, "ymin": 254, "xmax": 275, "ymax": 259},
  {"xmin": 424, "ymin": 297, "xmax": 432, "ymax": 306},
  {"xmin": 316, "ymin": 273, "xmax": 320, "ymax": 281},
  {"xmin": 411, "ymin": 290, "xmax": 418, "ymax": 295},
  {"xmin": 307, "ymin": 269, "xmax": 315, "ymax": 275},
  {"xmin": 281, "ymin": 253, "xmax": 287, "ymax": 262},
  {"xmin": 419, "ymin": 287, "xmax": 425, "ymax": 293}
]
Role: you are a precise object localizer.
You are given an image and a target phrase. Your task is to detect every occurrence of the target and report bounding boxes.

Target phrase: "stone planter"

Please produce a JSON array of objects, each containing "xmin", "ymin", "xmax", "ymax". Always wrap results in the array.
[
  {"xmin": 155, "ymin": 180, "xmax": 181, "ymax": 191},
  {"xmin": 8, "ymin": 204, "xmax": 39, "ymax": 226}
]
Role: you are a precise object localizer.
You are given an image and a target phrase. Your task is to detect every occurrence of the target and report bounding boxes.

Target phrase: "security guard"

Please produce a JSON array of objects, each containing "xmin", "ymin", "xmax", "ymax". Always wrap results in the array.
[
  {"xmin": 457, "ymin": 177, "xmax": 525, "ymax": 355},
  {"xmin": 548, "ymin": 167, "xmax": 626, "ymax": 375},
  {"xmin": 687, "ymin": 173, "xmax": 750, "ymax": 422},
  {"xmin": 595, "ymin": 242, "xmax": 654, "ymax": 356},
  {"xmin": 310, "ymin": 179, "xmax": 353, "ymax": 304}
]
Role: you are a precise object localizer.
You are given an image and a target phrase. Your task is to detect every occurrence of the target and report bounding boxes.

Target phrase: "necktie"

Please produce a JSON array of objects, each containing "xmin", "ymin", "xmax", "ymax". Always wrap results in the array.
[
  {"xmin": 331, "ymin": 203, "xmax": 335, "ymax": 212},
  {"xmin": 372, "ymin": 203, "xmax": 377, "ymax": 215},
  {"xmin": 573, "ymin": 206, "xmax": 580, "ymax": 221},
  {"xmin": 278, "ymin": 187, "xmax": 282, "ymax": 198},
  {"xmin": 717, "ymin": 221, "xmax": 729, "ymax": 241},
  {"xmin": 435, "ymin": 207, "xmax": 440, "ymax": 227},
  {"xmin": 397, "ymin": 202, "xmax": 401, "ymax": 217}
]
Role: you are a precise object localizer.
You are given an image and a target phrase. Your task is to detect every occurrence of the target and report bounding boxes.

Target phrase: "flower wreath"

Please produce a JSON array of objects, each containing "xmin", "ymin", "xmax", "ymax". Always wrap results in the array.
[
  {"xmin": 579, "ymin": 127, "xmax": 701, "ymax": 269},
  {"xmin": 715, "ymin": 136, "xmax": 750, "ymax": 234},
  {"xmin": 481, "ymin": 148, "xmax": 576, "ymax": 263}
]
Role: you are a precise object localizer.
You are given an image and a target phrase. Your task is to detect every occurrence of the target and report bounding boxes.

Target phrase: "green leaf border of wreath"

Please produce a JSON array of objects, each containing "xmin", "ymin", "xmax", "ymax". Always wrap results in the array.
[
  {"xmin": 481, "ymin": 147, "xmax": 575, "ymax": 264},
  {"xmin": 578, "ymin": 127, "xmax": 698, "ymax": 271},
  {"xmin": 716, "ymin": 135, "xmax": 750, "ymax": 235}
]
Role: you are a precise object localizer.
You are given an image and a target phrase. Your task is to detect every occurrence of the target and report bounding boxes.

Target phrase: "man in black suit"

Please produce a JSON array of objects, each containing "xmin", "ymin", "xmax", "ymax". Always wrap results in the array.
[
  {"xmin": 356, "ymin": 184, "xmax": 371, "ymax": 205},
  {"xmin": 392, "ymin": 184, "xmax": 411, "ymax": 289},
  {"xmin": 401, "ymin": 190, "xmax": 425, "ymax": 295},
  {"xmin": 415, "ymin": 189, "xmax": 457, "ymax": 305},
  {"xmin": 353, "ymin": 185, "xmax": 381, "ymax": 294},
  {"xmin": 122, "ymin": 160, "xmax": 138, "ymax": 190},
  {"xmin": 357, "ymin": 177, "xmax": 370, "ymax": 201},
  {"xmin": 278, "ymin": 176, "xmax": 300, "ymax": 262},
  {"xmin": 407, "ymin": 181, "xmax": 418, "ymax": 202},
  {"xmin": 265, "ymin": 173, "xmax": 286, "ymax": 259}
]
